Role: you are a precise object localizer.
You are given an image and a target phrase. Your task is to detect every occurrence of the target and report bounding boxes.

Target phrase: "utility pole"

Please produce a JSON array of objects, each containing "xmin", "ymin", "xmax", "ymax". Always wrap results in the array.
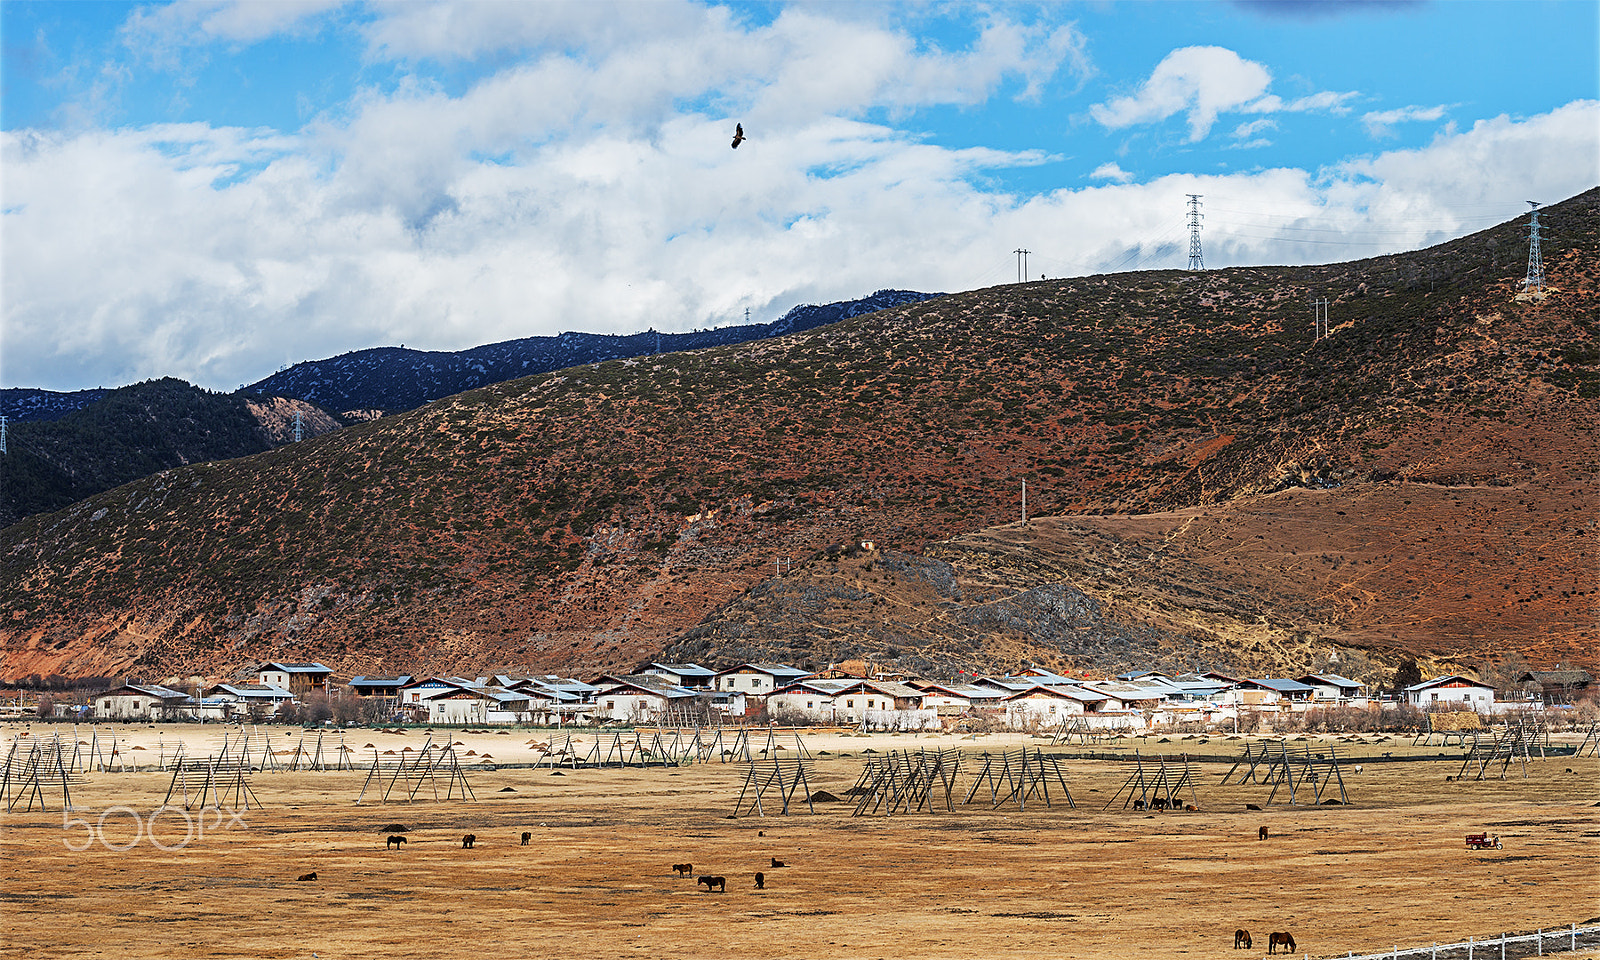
[
  {"xmin": 1014, "ymin": 248, "xmax": 1031, "ymax": 283},
  {"xmin": 1312, "ymin": 297, "xmax": 1330, "ymax": 341},
  {"xmin": 1021, "ymin": 479, "xmax": 1027, "ymax": 527},
  {"xmin": 1186, "ymin": 194, "xmax": 1205, "ymax": 271},
  {"xmin": 1523, "ymin": 201, "xmax": 1545, "ymax": 295}
]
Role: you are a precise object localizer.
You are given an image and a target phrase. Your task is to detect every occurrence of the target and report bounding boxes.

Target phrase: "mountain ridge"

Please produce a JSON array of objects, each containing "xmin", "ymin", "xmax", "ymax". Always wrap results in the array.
[{"xmin": 1, "ymin": 190, "xmax": 1593, "ymax": 683}]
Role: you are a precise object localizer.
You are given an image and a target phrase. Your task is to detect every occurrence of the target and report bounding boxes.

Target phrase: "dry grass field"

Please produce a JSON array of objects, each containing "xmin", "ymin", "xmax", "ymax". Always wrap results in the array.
[{"xmin": 2, "ymin": 725, "xmax": 1597, "ymax": 960}]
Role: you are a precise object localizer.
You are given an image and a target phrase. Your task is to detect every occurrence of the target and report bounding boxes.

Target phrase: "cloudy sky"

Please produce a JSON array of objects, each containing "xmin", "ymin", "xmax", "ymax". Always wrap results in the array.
[{"xmin": 4, "ymin": 1, "xmax": 1597, "ymax": 394}]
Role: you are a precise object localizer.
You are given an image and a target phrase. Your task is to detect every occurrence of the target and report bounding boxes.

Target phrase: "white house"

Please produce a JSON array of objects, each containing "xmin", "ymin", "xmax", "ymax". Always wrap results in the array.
[
  {"xmin": 1407, "ymin": 675, "xmax": 1496, "ymax": 711},
  {"xmin": 766, "ymin": 679, "xmax": 936, "ymax": 729},
  {"xmin": 1001, "ymin": 685, "xmax": 1112, "ymax": 729},
  {"xmin": 712, "ymin": 663, "xmax": 811, "ymax": 696},
  {"xmin": 637, "ymin": 663, "xmax": 716, "ymax": 689},
  {"xmin": 591, "ymin": 676, "xmax": 701, "ymax": 722},
  {"xmin": 1296, "ymin": 674, "xmax": 1370, "ymax": 706},
  {"xmin": 422, "ymin": 687, "xmax": 532, "ymax": 725},
  {"xmin": 205, "ymin": 683, "xmax": 296, "ymax": 719},
  {"xmin": 257, "ymin": 662, "xmax": 333, "ymax": 696},
  {"xmin": 95, "ymin": 684, "xmax": 193, "ymax": 720}
]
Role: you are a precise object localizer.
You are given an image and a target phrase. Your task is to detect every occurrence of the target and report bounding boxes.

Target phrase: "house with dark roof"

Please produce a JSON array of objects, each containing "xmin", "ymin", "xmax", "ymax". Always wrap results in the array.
[
  {"xmin": 349, "ymin": 675, "xmax": 413, "ymax": 698},
  {"xmin": 1296, "ymin": 674, "xmax": 1370, "ymax": 705},
  {"xmin": 712, "ymin": 663, "xmax": 811, "ymax": 697},
  {"xmin": 1514, "ymin": 669, "xmax": 1593, "ymax": 705},
  {"xmin": 590, "ymin": 675, "xmax": 703, "ymax": 722},
  {"xmin": 258, "ymin": 662, "xmax": 333, "ymax": 696},
  {"xmin": 95, "ymin": 684, "xmax": 194, "ymax": 720}
]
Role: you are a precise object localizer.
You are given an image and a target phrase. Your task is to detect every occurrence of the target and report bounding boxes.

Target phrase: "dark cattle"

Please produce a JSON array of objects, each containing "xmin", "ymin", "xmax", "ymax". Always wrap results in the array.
[
  {"xmin": 672, "ymin": 863, "xmax": 694, "ymax": 877},
  {"xmin": 297, "ymin": 871, "xmax": 318, "ymax": 882},
  {"xmin": 1268, "ymin": 932, "xmax": 1296, "ymax": 954},
  {"xmin": 1152, "ymin": 797, "xmax": 1170, "ymax": 811},
  {"xmin": 1234, "ymin": 929, "xmax": 1252, "ymax": 949},
  {"xmin": 462, "ymin": 834, "xmax": 476, "ymax": 849},
  {"xmin": 754, "ymin": 872, "xmax": 765, "ymax": 889},
  {"xmin": 521, "ymin": 832, "xmax": 531, "ymax": 845},
  {"xmin": 1185, "ymin": 804, "xmax": 1197, "ymax": 812},
  {"xmin": 1258, "ymin": 826, "xmax": 1269, "ymax": 841},
  {"xmin": 770, "ymin": 857, "xmax": 786, "ymax": 868},
  {"xmin": 386, "ymin": 835, "xmax": 407, "ymax": 849},
  {"xmin": 698, "ymin": 875, "xmax": 726, "ymax": 892},
  {"xmin": 1133, "ymin": 799, "xmax": 1146, "ymax": 810}
]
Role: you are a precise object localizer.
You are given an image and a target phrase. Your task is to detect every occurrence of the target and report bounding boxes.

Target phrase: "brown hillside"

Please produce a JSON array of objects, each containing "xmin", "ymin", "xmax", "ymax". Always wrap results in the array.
[{"xmin": 1, "ymin": 189, "xmax": 1595, "ymax": 682}]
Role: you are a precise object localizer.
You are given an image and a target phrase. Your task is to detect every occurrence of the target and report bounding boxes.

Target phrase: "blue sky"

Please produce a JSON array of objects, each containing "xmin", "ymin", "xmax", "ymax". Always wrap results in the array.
[{"xmin": 4, "ymin": 1, "xmax": 1597, "ymax": 393}]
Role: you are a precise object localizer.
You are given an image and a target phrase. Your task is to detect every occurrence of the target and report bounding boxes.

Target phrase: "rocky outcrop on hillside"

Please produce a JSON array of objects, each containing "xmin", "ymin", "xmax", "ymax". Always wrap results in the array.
[{"xmin": 0, "ymin": 191, "xmax": 1594, "ymax": 682}]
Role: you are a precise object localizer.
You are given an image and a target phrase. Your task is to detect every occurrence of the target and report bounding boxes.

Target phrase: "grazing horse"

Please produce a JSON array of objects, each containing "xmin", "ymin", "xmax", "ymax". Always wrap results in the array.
[
  {"xmin": 462, "ymin": 834, "xmax": 476, "ymax": 849},
  {"xmin": 1258, "ymin": 826, "xmax": 1269, "ymax": 840},
  {"xmin": 770, "ymin": 857, "xmax": 786, "ymax": 868},
  {"xmin": 754, "ymin": 872, "xmax": 765, "ymax": 889},
  {"xmin": 296, "ymin": 871, "xmax": 318, "ymax": 882},
  {"xmin": 386, "ymin": 835, "xmax": 407, "ymax": 849},
  {"xmin": 697, "ymin": 875, "xmax": 726, "ymax": 892},
  {"xmin": 1132, "ymin": 799, "xmax": 1146, "ymax": 810},
  {"xmin": 1268, "ymin": 932, "xmax": 1295, "ymax": 954},
  {"xmin": 1234, "ymin": 929, "xmax": 1252, "ymax": 949},
  {"xmin": 521, "ymin": 832, "xmax": 531, "ymax": 845},
  {"xmin": 672, "ymin": 863, "xmax": 694, "ymax": 877}
]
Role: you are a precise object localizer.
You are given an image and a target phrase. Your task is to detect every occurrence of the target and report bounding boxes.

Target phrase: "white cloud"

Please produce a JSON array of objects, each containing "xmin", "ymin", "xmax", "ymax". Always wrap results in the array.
[
  {"xmin": 1231, "ymin": 118, "xmax": 1276, "ymax": 139},
  {"xmin": 5, "ymin": 5, "xmax": 1596, "ymax": 396},
  {"xmin": 121, "ymin": 0, "xmax": 347, "ymax": 63},
  {"xmin": 1089, "ymin": 162, "xmax": 1134, "ymax": 183},
  {"xmin": 1091, "ymin": 45, "xmax": 1355, "ymax": 141},
  {"xmin": 1362, "ymin": 103, "xmax": 1450, "ymax": 137}
]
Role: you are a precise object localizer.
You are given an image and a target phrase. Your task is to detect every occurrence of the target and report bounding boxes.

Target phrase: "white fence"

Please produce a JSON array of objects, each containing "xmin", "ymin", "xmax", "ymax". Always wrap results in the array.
[{"xmin": 1332, "ymin": 924, "xmax": 1599, "ymax": 960}]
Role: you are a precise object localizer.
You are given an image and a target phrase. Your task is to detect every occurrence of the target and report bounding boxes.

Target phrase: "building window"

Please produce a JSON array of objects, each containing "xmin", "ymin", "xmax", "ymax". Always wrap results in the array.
[
  {"xmin": 607, "ymin": 700, "xmax": 615, "ymax": 709},
  {"xmin": 867, "ymin": 700, "xmax": 874, "ymax": 709},
  {"xmin": 806, "ymin": 702, "xmax": 814, "ymax": 709},
  {"xmin": 847, "ymin": 700, "xmax": 854, "ymax": 708}
]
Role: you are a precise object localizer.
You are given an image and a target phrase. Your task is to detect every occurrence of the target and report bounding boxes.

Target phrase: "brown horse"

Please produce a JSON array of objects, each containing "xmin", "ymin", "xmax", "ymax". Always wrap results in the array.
[
  {"xmin": 1258, "ymin": 825, "xmax": 1269, "ymax": 840},
  {"xmin": 672, "ymin": 863, "xmax": 694, "ymax": 877},
  {"xmin": 462, "ymin": 834, "xmax": 476, "ymax": 848},
  {"xmin": 1234, "ymin": 929, "xmax": 1251, "ymax": 949},
  {"xmin": 521, "ymin": 832, "xmax": 531, "ymax": 845},
  {"xmin": 1268, "ymin": 932, "xmax": 1295, "ymax": 954},
  {"xmin": 296, "ymin": 871, "xmax": 318, "ymax": 882},
  {"xmin": 754, "ymin": 872, "xmax": 765, "ymax": 889},
  {"xmin": 697, "ymin": 875, "xmax": 726, "ymax": 892},
  {"xmin": 385, "ymin": 835, "xmax": 407, "ymax": 849}
]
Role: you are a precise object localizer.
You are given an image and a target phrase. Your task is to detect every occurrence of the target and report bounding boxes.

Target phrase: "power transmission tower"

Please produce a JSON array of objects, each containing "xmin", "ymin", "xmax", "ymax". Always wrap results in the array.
[
  {"xmin": 1523, "ymin": 201, "xmax": 1544, "ymax": 295},
  {"xmin": 1, "ymin": 416, "xmax": 7, "ymax": 454},
  {"xmin": 292, "ymin": 409, "xmax": 305, "ymax": 443},
  {"xmin": 1014, "ymin": 248, "xmax": 1031, "ymax": 283},
  {"xmin": 1186, "ymin": 195, "xmax": 1204, "ymax": 270}
]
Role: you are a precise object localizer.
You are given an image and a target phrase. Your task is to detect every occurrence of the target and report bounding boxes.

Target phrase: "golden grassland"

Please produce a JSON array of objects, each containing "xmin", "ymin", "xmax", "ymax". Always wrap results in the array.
[{"xmin": 2, "ymin": 726, "xmax": 1597, "ymax": 960}]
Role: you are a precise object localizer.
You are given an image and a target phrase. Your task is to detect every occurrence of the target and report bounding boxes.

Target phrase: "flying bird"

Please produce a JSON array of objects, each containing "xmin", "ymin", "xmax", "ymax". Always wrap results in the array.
[{"xmin": 731, "ymin": 123, "xmax": 745, "ymax": 149}]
